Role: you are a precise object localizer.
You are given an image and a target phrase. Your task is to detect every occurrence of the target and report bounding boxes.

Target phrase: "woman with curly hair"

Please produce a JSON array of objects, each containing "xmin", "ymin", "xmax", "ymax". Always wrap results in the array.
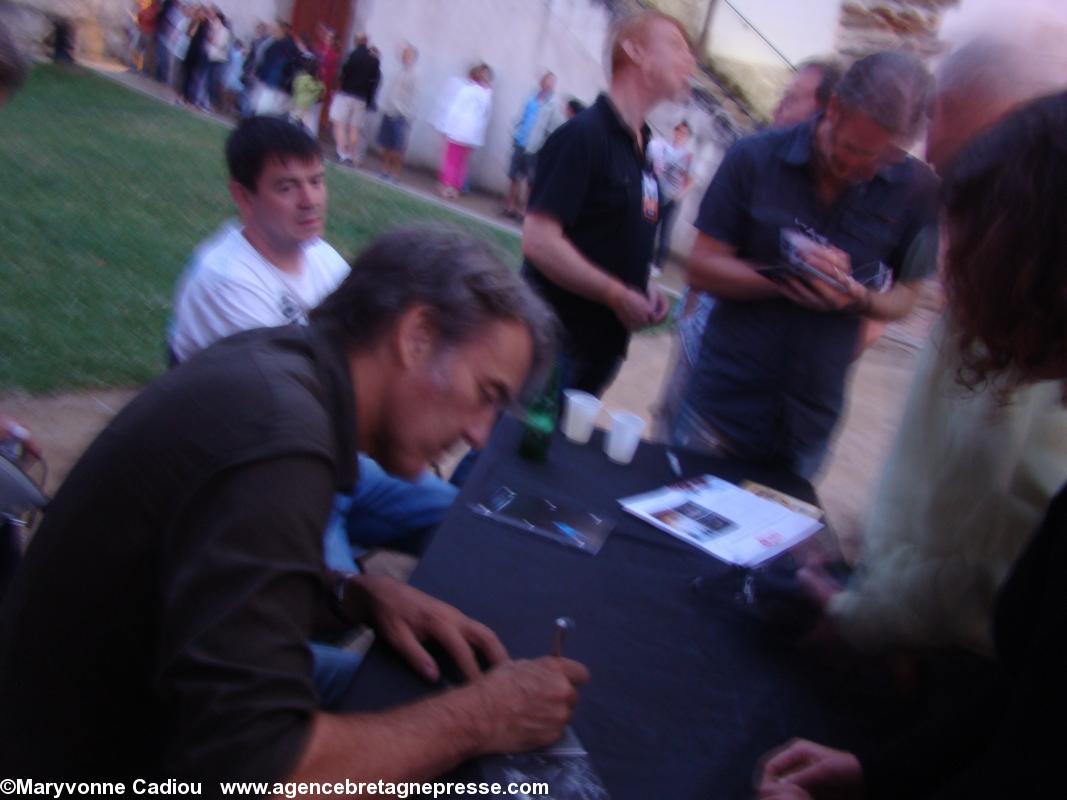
[
  {"xmin": 756, "ymin": 89, "xmax": 1067, "ymax": 800},
  {"xmin": 817, "ymin": 87, "xmax": 1067, "ymax": 658}
]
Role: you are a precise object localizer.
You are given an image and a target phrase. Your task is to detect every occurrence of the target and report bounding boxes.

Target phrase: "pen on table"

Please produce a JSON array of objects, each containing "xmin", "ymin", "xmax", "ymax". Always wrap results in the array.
[
  {"xmin": 666, "ymin": 449, "xmax": 682, "ymax": 478},
  {"xmin": 551, "ymin": 616, "xmax": 575, "ymax": 657}
]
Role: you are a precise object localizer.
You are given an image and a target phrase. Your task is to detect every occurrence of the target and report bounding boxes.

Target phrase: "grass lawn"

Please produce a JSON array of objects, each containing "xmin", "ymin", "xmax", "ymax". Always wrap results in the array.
[{"xmin": 0, "ymin": 65, "xmax": 520, "ymax": 394}]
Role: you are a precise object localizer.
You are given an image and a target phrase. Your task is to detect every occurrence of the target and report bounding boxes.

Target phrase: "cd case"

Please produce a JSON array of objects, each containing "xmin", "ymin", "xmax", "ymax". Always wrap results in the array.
[{"xmin": 470, "ymin": 485, "xmax": 613, "ymax": 555}]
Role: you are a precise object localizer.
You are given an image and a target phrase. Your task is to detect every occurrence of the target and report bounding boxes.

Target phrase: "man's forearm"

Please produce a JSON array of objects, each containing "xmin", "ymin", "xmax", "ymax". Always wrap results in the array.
[
  {"xmin": 687, "ymin": 246, "xmax": 782, "ymax": 301},
  {"xmin": 286, "ymin": 686, "xmax": 490, "ymax": 784},
  {"xmin": 862, "ymin": 281, "xmax": 919, "ymax": 322},
  {"xmin": 522, "ymin": 217, "xmax": 624, "ymax": 306}
]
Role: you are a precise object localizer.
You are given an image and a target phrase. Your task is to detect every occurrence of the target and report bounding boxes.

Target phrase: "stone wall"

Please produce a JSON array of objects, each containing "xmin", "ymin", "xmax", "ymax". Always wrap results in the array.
[
  {"xmin": 1, "ymin": 0, "xmax": 127, "ymax": 60},
  {"xmin": 835, "ymin": 0, "xmax": 958, "ymax": 59}
]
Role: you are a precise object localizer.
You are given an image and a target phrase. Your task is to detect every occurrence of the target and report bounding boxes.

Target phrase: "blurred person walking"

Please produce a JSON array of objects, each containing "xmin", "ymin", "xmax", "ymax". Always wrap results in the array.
[
  {"xmin": 502, "ymin": 71, "xmax": 558, "ymax": 220},
  {"xmin": 376, "ymin": 43, "xmax": 419, "ymax": 183},
  {"xmin": 204, "ymin": 7, "xmax": 231, "ymax": 112},
  {"xmin": 647, "ymin": 119, "xmax": 694, "ymax": 275},
  {"xmin": 221, "ymin": 34, "xmax": 245, "ymax": 116},
  {"xmin": 330, "ymin": 33, "xmax": 380, "ymax": 164},
  {"xmin": 252, "ymin": 21, "xmax": 301, "ymax": 116},
  {"xmin": 435, "ymin": 63, "xmax": 493, "ymax": 200},
  {"xmin": 178, "ymin": 4, "xmax": 208, "ymax": 108},
  {"xmin": 291, "ymin": 51, "xmax": 325, "ymax": 132},
  {"xmin": 772, "ymin": 59, "xmax": 843, "ymax": 128},
  {"xmin": 351, "ymin": 45, "xmax": 383, "ymax": 164},
  {"xmin": 303, "ymin": 23, "xmax": 340, "ymax": 138},
  {"xmin": 152, "ymin": 0, "xmax": 179, "ymax": 85},
  {"xmin": 130, "ymin": 0, "xmax": 160, "ymax": 74}
]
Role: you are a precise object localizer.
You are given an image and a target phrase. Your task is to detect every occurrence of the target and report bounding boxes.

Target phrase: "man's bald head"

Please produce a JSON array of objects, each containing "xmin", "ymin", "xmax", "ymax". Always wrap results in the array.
[{"xmin": 928, "ymin": 32, "xmax": 1067, "ymax": 172}]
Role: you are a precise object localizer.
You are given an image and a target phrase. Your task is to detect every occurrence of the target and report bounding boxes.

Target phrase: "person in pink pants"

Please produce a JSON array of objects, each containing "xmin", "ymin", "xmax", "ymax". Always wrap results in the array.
[{"xmin": 436, "ymin": 63, "xmax": 493, "ymax": 198}]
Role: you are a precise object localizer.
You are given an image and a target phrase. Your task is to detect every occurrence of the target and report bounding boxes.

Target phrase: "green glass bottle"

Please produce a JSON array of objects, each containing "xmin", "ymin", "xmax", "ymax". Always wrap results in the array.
[{"xmin": 518, "ymin": 364, "xmax": 561, "ymax": 461}]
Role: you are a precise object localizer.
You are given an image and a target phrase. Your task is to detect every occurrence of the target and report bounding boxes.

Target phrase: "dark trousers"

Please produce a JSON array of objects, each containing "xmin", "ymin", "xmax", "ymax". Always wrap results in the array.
[
  {"xmin": 558, "ymin": 349, "xmax": 623, "ymax": 399},
  {"xmin": 654, "ymin": 198, "xmax": 678, "ymax": 268}
]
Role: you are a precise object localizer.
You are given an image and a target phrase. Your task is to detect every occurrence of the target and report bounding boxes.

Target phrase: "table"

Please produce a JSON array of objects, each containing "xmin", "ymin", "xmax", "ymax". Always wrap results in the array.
[{"xmin": 340, "ymin": 418, "xmax": 905, "ymax": 799}]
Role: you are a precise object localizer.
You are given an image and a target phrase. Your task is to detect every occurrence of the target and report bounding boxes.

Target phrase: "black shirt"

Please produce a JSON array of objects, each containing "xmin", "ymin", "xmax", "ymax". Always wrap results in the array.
[
  {"xmin": 0, "ymin": 324, "xmax": 358, "ymax": 785},
  {"xmin": 523, "ymin": 93, "xmax": 658, "ymax": 364},
  {"xmin": 339, "ymin": 44, "xmax": 381, "ymax": 104},
  {"xmin": 256, "ymin": 35, "xmax": 302, "ymax": 91}
]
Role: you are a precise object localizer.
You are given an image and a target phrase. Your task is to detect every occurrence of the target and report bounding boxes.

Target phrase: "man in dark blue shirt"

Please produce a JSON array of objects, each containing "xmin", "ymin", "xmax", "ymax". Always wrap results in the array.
[
  {"xmin": 676, "ymin": 52, "xmax": 939, "ymax": 478},
  {"xmin": 522, "ymin": 10, "xmax": 695, "ymax": 396}
]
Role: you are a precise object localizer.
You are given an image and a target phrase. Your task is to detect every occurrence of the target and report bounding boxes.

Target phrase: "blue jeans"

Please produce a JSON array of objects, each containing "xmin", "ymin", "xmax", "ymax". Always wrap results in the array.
[
  {"xmin": 309, "ymin": 642, "xmax": 362, "ymax": 709},
  {"xmin": 153, "ymin": 35, "xmax": 170, "ymax": 84},
  {"xmin": 322, "ymin": 455, "xmax": 458, "ymax": 572},
  {"xmin": 654, "ymin": 198, "xmax": 678, "ymax": 268}
]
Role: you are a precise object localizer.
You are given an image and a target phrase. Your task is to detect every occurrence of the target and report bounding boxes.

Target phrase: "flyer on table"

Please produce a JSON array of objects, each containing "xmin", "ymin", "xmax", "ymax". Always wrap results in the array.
[{"xmin": 619, "ymin": 475, "xmax": 822, "ymax": 566}]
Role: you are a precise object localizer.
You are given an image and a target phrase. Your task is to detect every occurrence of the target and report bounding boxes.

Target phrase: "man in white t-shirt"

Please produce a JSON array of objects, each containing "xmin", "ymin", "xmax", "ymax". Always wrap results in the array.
[
  {"xmin": 170, "ymin": 116, "xmax": 457, "ymax": 582},
  {"xmin": 647, "ymin": 119, "xmax": 693, "ymax": 273},
  {"xmin": 170, "ymin": 223, "xmax": 348, "ymax": 361}
]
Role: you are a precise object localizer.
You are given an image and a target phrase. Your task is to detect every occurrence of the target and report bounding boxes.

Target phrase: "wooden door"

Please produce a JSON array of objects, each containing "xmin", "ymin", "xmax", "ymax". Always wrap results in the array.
[
  {"xmin": 291, "ymin": 0, "xmax": 355, "ymax": 51},
  {"xmin": 291, "ymin": 0, "xmax": 355, "ymax": 140}
]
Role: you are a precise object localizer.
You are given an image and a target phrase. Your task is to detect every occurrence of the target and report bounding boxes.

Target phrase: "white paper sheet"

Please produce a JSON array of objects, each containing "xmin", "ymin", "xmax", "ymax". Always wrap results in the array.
[{"xmin": 619, "ymin": 474, "xmax": 823, "ymax": 566}]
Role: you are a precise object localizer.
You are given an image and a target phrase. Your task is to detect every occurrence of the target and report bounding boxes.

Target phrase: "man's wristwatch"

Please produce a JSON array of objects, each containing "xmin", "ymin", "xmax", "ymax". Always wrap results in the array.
[{"xmin": 329, "ymin": 572, "xmax": 356, "ymax": 622}]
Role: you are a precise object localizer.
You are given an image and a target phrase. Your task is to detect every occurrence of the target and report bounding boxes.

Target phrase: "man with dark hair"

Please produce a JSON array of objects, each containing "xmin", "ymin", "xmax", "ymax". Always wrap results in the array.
[
  {"xmin": 522, "ymin": 10, "xmax": 695, "ymax": 396},
  {"xmin": 655, "ymin": 58, "xmax": 842, "ymax": 442},
  {"xmin": 772, "ymin": 59, "xmax": 843, "ymax": 128},
  {"xmin": 676, "ymin": 51, "xmax": 939, "ymax": 479},
  {"xmin": 170, "ymin": 116, "xmax": 457, "ymax": 583},
  {"xmin": 0, "ymin": 224, "xmax": 587, "ymax": 784},
  {"xmin": 330, "ymin": 33, "xmax": 381, "ymax": 164},
  {"xmin": 171, "ymin": 115, "xmax": 344, "ymax": 360}
]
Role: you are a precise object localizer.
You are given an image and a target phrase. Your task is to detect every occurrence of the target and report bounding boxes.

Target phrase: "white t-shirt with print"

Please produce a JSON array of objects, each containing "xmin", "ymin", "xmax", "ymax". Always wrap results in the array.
[
  {"xmin": 648, "ymin": 138, "xmax": 693, "ymax": 201},
  {"xmin": 170, "ymin": 222, "xmax": 349, "ymax": 363}
]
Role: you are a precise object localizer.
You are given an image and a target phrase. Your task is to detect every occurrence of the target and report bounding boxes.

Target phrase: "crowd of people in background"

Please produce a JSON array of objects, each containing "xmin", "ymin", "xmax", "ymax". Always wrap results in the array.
[{"xmin": 123, "ymin": 1, "xmax": 597, "ymax": 204}]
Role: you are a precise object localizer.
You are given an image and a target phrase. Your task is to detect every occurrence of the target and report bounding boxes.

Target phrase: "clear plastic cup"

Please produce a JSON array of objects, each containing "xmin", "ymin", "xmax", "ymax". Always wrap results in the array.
[
  {"xmin": 605, "ymin": 411, "xmax": 645, "ymax": 464},
  {"xmin": 561, "ymin": 390, "xmax": 601, "ymax": 444}
]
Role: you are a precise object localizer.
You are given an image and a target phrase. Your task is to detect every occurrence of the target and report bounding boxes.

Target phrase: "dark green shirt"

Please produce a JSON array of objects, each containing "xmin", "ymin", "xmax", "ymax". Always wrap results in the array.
[{"xmin": 0, "ymin": 324, "xmax": 358, "ymax": 785}]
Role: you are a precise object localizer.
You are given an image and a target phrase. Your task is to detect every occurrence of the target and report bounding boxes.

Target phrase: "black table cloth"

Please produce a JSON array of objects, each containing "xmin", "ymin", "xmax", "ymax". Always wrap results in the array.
[{"xmin": 339, "ymin": 417, "xmax": 906, "ymax": 799}]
